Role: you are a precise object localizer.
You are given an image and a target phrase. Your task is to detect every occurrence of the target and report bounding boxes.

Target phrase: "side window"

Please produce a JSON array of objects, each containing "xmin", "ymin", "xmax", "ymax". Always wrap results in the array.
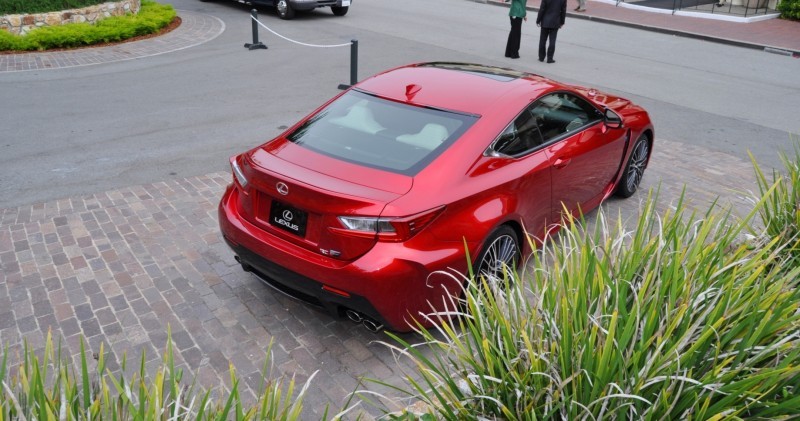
[
  {"xmin": 531, "ymin": 93, "xmax": 602, "ymax": 143},
  {"xmin": 561, "ymin": 93, "xmax": 602, "ymax": 131},
  {"xmin": 493, "ymin": 110, "xmax": 544, "ymax": 157}
]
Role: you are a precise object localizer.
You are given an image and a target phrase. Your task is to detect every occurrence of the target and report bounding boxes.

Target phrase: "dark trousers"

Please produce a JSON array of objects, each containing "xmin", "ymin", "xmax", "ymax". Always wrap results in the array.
[
  {"xmin": 505, "ymin": 17, "xmax": 522, "ymax": 58},
  {"xmin": 538, "ymin": 27, "xmax": 559, "ymax": 60}
]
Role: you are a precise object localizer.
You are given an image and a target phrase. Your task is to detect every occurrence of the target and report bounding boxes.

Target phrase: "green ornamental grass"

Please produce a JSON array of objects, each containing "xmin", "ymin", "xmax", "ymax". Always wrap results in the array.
[
  {"xmin": 751, "ymin": 142, "xmax": 800, "ymax": 269},
  {"xmin": 0, "ymin": 0, "xmax": 175, "ymax": 51},
  {"xmin": 0, "ymin": 328, "xmax": 315, "ymax": 420},
  {"xmin": 374, "ymin": 187, "xmax": 800, "ymax": 418}
]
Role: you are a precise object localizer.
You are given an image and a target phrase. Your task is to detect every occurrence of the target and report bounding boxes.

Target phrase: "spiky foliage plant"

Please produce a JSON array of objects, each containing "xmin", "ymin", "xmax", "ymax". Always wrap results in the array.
[
  {"xmin": 373, "ymin": 191, "xmax": 800, "ymax": 420},
  {"xmin": 0, "ymin": 329, "xmax": 315, "ymax": 420},
  {"xmin": 751, "ymin": 143, "xmax": 800, "ymax": 270}
]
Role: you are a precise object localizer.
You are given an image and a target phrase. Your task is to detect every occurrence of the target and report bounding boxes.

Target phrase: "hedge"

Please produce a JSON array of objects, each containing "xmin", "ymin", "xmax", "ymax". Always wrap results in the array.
[{"xmin": 0, "ymin": 0, "xmax": 174, "ymax": 51}]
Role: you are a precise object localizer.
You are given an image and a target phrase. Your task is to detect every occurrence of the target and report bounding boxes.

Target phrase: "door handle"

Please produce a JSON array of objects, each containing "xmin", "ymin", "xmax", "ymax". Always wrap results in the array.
[{"xmin": 553, "ymin": 158, "xmax": 571, "ymax": 169}]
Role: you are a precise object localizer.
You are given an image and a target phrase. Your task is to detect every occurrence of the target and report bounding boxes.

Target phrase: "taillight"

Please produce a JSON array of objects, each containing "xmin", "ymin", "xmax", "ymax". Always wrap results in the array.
[
  {"xmin": 230, "ymin": 156, "xmax": 248, "ymax": 190},
  {"xmin": 332, "ymin": 206, "xmax": 445, "ymax": 242}
]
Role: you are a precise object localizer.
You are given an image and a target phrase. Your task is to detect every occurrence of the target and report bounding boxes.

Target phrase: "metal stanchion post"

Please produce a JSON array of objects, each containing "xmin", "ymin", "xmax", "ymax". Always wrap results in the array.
[
  {"xmin": 350, "ymin": 39, "xmax": 358, "ymax": 86},
  {"xmin": 338, "ymin": 39, "xmax": 358, "ymax": 90},
  {"xmin": 244, "ymin": 9, "xmax": 267, "ymax": 50}
]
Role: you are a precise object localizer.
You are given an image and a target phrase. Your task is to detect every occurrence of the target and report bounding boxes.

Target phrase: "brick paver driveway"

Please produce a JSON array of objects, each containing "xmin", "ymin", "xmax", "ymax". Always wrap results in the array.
[{"xmin": 0, "ymin": 136, "xmax": 758, "ymax": 417}]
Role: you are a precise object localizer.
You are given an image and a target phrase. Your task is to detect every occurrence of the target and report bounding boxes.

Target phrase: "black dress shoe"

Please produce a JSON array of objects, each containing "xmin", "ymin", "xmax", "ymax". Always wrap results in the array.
[
  {"xmin": 547, "ymin": 59, "xmax": 556, "ymax": 63},
  {"xmin": 538, "ymin": 57, "xmax": 544, "ymax": 62}
]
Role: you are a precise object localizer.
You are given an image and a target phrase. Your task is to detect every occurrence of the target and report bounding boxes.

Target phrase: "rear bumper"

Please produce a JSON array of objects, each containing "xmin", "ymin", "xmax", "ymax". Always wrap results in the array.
[
  {"xmin": 218, "ymin": 184, "xmax": 467, "ymax": 332},
  {"xmin": 223, "ymin": 235, "xmax": 390, "ymax": 328},
  {"xmin": 289, "ymin": 0, "xmax": 348, "ymax": 11}
]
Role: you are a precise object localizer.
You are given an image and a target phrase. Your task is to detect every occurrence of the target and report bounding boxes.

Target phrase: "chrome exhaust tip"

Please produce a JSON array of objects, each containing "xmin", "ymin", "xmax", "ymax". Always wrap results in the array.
[
  {"xmin": 362, "ymin": 319, "xmax": 383, "ymax": 333},
  {"xmin": 345, "ymin": 309, "xmax": 363, "ymax": 323}
]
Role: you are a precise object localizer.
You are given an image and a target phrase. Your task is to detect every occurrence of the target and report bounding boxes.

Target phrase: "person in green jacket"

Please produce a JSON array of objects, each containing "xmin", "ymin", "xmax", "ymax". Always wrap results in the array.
[{"xmin": 505, "ymin": 0, "xmax": 528, "ymax": 59}]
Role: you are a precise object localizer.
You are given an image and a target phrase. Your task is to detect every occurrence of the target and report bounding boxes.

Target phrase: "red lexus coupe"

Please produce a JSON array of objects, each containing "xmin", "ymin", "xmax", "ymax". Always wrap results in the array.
[{"xmin": 219, "ymin": 62, "xmax": 654, "ymax": 332}]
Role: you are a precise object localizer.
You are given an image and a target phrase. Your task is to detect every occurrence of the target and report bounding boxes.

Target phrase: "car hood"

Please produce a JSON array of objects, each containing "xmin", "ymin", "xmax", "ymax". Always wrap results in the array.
[{"xmin": 571, "ymin": 86, "xmax": 642, "ymax": 115}]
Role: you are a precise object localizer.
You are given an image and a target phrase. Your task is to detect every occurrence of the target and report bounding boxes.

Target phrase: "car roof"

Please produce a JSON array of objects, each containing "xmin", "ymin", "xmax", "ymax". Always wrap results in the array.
[{"xmin": 354, "ymin": 62, "xmax": 562, "ymax": 116}]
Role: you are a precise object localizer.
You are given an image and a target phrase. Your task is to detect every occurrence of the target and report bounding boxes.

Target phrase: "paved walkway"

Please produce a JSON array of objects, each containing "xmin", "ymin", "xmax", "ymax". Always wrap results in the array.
[{"xmin": 489, "ymin": 0, "xmax": 800, "ymax": 55}]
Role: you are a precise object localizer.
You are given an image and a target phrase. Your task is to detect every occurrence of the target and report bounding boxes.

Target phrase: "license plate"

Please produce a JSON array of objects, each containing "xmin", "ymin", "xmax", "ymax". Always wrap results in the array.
[
  {"xmin": 269, "ymin": 201, "xmax": 307, "ymax": 237},
  {"xmin": 342, "ymin": 0, "xmax": 350, "ymax": 5}
]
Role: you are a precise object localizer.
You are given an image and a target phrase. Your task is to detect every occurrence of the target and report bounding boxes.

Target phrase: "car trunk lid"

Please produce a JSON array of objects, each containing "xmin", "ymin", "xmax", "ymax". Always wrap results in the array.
[{"xmin": 242, "ymin": 143, "xmax": 412, "ymax": 261}]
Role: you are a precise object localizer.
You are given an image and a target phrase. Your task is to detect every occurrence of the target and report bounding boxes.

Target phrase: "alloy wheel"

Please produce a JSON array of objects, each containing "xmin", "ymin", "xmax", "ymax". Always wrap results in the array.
[
  {"xmin": 478, "ymin": 233, "xmax": 518, "ymax": 282},
  {"xmin": 625, "ymin": 138, "xmax": 649, "ymax": 193}
]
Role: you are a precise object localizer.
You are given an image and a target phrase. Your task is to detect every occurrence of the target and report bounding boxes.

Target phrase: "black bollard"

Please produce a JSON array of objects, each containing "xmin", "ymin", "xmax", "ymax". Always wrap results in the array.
[
  {"xmin": 349, "ymin": 39, "xmax": 358, "ymax": 86},
  {"xmin": 338, "ymin": 39, "xmax": 359, "ymax": 90},
  {"xmin": 244, "ymin": 9, "xmax": 267, "ymax": 50}
]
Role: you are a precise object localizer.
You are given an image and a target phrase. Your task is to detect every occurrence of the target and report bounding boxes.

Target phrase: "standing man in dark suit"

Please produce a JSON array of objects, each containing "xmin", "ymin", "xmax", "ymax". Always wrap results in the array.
[{"xmin": 536, "ymin": 0, "xmax": 567, "ymax": 63}]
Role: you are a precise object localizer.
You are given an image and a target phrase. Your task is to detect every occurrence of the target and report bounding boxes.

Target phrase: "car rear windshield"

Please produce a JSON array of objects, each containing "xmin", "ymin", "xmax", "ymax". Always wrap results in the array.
[{"xmin": 286, "ymin": 91, "xmax": 477, "ymax": 176}]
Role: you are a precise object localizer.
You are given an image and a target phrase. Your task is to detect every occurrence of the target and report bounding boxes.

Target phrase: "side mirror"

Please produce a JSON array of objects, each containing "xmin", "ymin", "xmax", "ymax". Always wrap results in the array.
[{"xmin": 604, "ymin": 108, "xmax": 623, "ymax": 129}]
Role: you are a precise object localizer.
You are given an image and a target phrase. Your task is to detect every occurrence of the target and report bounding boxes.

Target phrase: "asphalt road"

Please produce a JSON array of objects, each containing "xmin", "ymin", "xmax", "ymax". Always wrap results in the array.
[{"xmin": 1, "ymin": 0, "xmax": 798, "ymax": 209}]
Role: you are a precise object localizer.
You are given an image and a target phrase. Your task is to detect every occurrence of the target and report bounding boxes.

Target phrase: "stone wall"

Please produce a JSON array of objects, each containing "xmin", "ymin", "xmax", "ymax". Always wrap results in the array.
[{"xmin": 0, "ymin": 0, "xmax": 141, "ymax": 35}]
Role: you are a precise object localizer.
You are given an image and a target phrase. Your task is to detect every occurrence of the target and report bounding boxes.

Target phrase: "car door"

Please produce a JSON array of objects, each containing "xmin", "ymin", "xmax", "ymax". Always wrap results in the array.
[
  {"xmin": 532, "ymin": 92, "xmax": 627, "ymax": 220},
  {"xmin": 484, "ymin": 107, "xmax": 553, "ymax": 241}
]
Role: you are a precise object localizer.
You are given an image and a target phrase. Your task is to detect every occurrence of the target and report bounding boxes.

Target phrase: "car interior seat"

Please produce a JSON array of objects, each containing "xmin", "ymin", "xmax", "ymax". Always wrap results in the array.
[
  {"xmin": 329, "ymin": 100, "xmax": 386, "ymax": 134},
  {"xmin": 396, "ymin": 123, "xmax": 449, "ymax": 150},
  {"xmin": 565, "ymin": 117, "xmax": 585, "ymax": 132}
]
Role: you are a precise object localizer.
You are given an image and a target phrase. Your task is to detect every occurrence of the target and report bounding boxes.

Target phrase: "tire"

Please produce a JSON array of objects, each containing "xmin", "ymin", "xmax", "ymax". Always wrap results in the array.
[
  {"xmin": 615, "ymin": 134, "xmax": 650, "ymax": 198},
  {"xmin": 474, "ymin": 225, "xmax": 520, "ymax": 288},
  {"xmin": 276, "ymin": 0, "xmax": 295, "ymax": 19},
  {"xmin": 331, "ymin": 5, "xmax": 348, "ymax": 16}
]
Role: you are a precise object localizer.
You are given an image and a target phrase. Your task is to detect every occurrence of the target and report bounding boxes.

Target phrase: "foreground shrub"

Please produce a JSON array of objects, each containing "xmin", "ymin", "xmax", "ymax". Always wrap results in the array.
[
  {"xmin": 0, "ymin": 330, "xmax": 314, "ymax": 420},
  {"xmin": 377, "ymin": 192, "xmax": 800, "ymax": 419},
  {"xmin": 0, "ymin": 0, "xmax": 106, "ymax": 14},
  {"xmin": 0, "ymin": 0, "xmax": 174, "ymax": 51}
]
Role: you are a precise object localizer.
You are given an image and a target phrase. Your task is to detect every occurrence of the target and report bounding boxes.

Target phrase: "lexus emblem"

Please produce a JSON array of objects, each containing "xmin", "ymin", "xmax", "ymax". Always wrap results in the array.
[
  {"xmin": 276, "ymin": 182, "xmax": 289, "ymax": 196},
  {"xmin": 282, "ymin": 210, "xmax": 293, "ymax": 221}
]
